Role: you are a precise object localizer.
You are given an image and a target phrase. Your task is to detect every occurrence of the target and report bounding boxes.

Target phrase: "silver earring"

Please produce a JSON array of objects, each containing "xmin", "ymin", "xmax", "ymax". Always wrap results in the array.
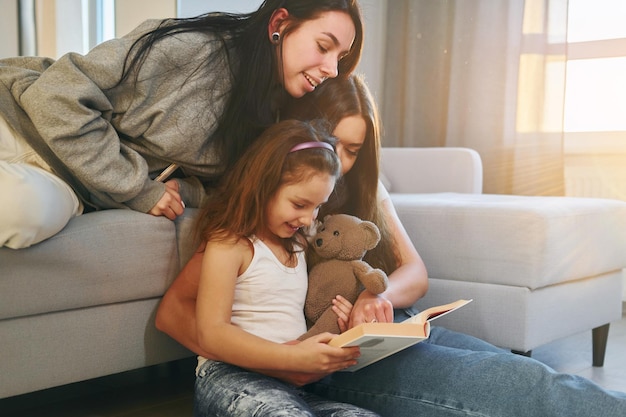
[{"xmin": 271, "ymin": 32, "xmax": 280, "ymax": 44}]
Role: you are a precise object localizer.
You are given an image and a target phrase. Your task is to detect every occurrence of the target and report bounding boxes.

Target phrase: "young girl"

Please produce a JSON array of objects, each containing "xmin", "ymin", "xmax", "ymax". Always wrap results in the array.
[
  {"xmin": 192, "ymin": 119, "xmax": 379, "ymax": 416},
  {"xmin": 159, "ymin": 75, "xmax": 626, "ymax": 416},
  {"xmin": 0, "ymin": 0, "xmax": 363, "ymax": 248}
]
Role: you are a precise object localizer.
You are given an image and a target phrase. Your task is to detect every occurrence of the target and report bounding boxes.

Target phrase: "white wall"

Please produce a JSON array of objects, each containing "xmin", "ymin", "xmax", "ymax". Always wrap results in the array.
[
  {"xmin": 0, "ymin": 0, "xmax": 20, "ymax": 58},
  {"xmin": 177, "ymin": 0, "xmax": 259, "ymax": 16},
  {"xmin": 54, "ymin": 0, "xmax": 91, "ymax": 57},
  {"xmin": 115, "ymin": 0, "xmax": 176, "ymax": 37}
]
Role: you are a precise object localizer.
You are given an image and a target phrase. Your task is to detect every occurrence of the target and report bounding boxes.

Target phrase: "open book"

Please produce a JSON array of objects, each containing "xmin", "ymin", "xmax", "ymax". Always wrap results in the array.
[{"xmin": 328, "ymin": 299, "xmax": 472, "ymax": 371}]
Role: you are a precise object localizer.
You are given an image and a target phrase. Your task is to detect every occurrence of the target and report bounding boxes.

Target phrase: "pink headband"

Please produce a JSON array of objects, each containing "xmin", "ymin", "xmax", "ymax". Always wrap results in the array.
[{"xmin": 289, "ymin": 141, "xmax": 335, "ymax": 153}]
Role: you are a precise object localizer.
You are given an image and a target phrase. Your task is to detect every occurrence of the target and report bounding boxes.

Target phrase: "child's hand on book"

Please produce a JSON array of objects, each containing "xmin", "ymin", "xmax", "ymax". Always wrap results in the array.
[
  {"xmin": 332, "ymin": 295, "xmax": 353, "ymax": 333},
  {"xmin": 293, "ymin": 332, "xmax": 361, "ymax": 373}
]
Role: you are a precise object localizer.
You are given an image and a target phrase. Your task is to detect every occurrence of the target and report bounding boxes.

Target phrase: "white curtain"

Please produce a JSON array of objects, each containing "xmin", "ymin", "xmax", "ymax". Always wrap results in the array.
[{"xmin": 382, "ymin": 0, "xmax": 568, "ymax": 196}]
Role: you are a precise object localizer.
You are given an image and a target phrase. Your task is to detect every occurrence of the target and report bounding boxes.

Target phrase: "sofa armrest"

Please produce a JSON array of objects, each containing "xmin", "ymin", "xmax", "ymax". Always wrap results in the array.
[{"xmin": 380, "ymin": 147, "xmax": 483, "ymax": 194}]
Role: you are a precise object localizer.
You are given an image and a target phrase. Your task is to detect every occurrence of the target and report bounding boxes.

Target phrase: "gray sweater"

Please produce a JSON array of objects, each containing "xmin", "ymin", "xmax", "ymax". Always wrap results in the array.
[{"xmin": 0, "ymin": 20, "xmax": 233, "ymax": 212}]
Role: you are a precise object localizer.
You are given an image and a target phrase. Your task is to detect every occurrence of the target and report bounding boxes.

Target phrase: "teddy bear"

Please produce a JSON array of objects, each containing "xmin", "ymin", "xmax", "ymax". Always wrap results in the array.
[{"xmin": 298, "ymin": 214, "xmax": 389, "ymax": 341}]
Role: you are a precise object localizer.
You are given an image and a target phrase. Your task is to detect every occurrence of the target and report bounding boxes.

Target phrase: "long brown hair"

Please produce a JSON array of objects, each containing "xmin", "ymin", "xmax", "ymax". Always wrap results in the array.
[
  {"xmin": 195, "ymin": 119, "xmax": 341, "ymax": 256},
  {"xmin": 283, "ymin": 74, "xmax": 398, "ymax": 273}
]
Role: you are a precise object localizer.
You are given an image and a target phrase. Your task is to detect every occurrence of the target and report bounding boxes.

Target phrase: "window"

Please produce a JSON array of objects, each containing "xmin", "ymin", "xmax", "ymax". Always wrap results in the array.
[
  {"xmin": 564, "ymin": 0, "xmax": 626, "ymax": 134},
  {"xmin": 565, "ymin": 57, "xmax": 626, "ymax": 132},
  {"xmin": 562, "ymin": 0, "xmax": 626, "ymax": 201}
]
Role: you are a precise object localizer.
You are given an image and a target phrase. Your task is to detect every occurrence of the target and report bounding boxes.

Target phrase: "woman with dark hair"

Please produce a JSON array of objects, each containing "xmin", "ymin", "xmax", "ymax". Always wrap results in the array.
[{"xmin": 0, "ymin": 0, "xmax": 363, "ymax": 249}]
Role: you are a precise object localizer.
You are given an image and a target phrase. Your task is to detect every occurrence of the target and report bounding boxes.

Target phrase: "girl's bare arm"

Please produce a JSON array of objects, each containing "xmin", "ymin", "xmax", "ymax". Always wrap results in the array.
[{"xmin": 196, "ymin": 239, "xmax": 359, "ymax": 374}]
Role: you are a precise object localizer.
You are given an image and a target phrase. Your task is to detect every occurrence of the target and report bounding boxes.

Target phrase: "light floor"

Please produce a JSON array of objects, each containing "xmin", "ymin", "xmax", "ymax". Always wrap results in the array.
[{"xmin": 2, "ymin": 309, "xmax": 625, "ymax": 417}]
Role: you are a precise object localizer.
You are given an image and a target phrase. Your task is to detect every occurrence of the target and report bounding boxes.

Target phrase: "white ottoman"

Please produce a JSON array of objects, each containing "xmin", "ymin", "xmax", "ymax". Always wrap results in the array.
[{"xmin": 392, "ymin": 192, "xmax": 626, "ymax": 365}]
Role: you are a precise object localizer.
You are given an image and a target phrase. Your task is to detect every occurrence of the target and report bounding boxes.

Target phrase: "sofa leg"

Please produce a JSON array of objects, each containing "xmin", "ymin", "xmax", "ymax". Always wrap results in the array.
[
  {"xmin": 592, "ymin": 323, "xmax": 610, "ymax": 367},
  {"xmin": 511, "ymin": 350, "xmax": 532, "ymax": 357}
]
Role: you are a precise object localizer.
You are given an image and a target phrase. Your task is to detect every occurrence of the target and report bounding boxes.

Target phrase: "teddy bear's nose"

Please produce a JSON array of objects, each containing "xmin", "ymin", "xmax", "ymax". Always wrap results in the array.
[{"xmin": 315, "ymin": 238, "xmax": 323, "ymax": 247}]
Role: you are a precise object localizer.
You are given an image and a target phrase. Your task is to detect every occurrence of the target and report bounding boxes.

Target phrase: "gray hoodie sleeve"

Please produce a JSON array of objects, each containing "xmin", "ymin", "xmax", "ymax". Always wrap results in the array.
[{"xmin": 18, "ymin": 20, "xmax": 226, "ymax": 213}]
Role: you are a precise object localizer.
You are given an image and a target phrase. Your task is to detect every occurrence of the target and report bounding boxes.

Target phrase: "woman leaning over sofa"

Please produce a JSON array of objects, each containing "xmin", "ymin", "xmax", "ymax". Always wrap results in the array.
[{"xmin": 0, "ymin": 0, "xmax": 362, "ymax": 249}]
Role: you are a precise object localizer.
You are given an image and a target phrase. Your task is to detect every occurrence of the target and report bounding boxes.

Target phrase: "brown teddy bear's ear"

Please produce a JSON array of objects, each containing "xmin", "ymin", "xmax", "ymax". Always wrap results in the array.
[{"xmin": 360, "ymin": 220, "xmax": 381, "ymax": 250}]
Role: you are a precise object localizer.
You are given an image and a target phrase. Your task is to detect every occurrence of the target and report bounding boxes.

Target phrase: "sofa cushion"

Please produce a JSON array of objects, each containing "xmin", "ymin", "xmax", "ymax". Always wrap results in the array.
[
  {"xmin": 391, "ymin": 193, "xmax": 626, "ymax": 289},
  {"xmin": 0, "ymin": 209, "xmax": 181, "ymax": 320}
]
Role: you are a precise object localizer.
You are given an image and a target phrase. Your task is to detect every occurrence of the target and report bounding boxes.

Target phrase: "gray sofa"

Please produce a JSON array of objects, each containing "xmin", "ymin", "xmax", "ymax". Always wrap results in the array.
[
  {"xmin": 1, "ymin": 209, "xmax": 198, "ymax": 398},
  {"xmin": 2, "ymin": 147, "xmax": 625, "ymax": 399}
]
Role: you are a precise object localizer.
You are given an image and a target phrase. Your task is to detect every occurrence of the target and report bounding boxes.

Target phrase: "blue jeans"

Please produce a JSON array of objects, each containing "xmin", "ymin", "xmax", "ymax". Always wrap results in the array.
[
  {"xmin": 305, "ymin": 310, "xmax": 626, "ymax": 417},
  {"xmin": 194, "ymin": 360, "xmax": 381, "ymax": 416}
]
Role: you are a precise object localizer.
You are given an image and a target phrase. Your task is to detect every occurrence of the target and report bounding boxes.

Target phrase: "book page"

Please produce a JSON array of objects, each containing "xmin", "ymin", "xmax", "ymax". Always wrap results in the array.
[
  {"xmin": 337, "ymin": 333, "xmax": 427, "ymax": 371},
  {"xmin": 329, "ymin": 299, "xmax": 472, "ymax": 371},
  {"xmin": 403, "ymin": 299, "xmax": 473, "ymax": 325}
]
